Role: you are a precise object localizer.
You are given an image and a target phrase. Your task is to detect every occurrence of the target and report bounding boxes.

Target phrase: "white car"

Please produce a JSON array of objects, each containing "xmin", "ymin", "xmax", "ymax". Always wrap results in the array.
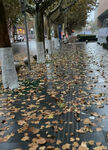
[{"xmin": 17, "ymin": 35, "xmax": 24, "ymax": 42}]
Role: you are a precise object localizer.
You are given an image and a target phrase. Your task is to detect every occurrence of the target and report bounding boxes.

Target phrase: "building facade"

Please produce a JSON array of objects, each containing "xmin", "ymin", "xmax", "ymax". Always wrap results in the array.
[
  {"xmin": 98, "ymin": 0, "xmax": 108, "ymax": 27},
  {"xmin": 97, "ymin": 0, "xmax": 108, "ymax": 44}
]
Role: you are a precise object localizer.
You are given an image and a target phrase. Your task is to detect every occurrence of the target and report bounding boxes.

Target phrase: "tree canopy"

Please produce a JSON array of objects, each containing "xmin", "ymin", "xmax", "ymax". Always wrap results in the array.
[
  {"xmin": 66, "ymin": 0, "xmax": 97, "ymax": 30},
  {"xmin": 3, "ymin": 0, "xmax": 97, "ymax": 31},
  {"xmin": 45, "ymin": 0, "xmax": 97, "ymax": 30},
  {"xmin": 3, "ymin": 0, "xmax": 22, "ymax": 27}
]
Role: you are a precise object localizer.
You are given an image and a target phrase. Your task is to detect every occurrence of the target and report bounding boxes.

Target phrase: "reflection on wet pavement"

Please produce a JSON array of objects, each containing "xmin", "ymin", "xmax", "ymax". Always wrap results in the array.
[
  {"xmin": 85, "ymin": 43, "xmax": 108, "ymax": 94},
  {"xmin": 0, "ymin": 42, "xmax": 108, "ymax": 150}
]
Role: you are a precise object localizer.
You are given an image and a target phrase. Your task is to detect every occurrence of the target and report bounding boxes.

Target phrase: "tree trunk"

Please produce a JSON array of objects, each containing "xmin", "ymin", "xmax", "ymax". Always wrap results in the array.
[
  {"xmin": 0, "ymin": 0, "xmax": 19, "ymax": 89},
  {"xmin": 53, "ymin": 25, "xmax": 60, "ymax": 50},
  {"xmin": 34, "ymin": 10, "xmax": 45, "ymax": 63},
  {"xmin": 47, "ymin": 19, "xmax": 51, "ymax": 40},
  {"xmin": 47, "ymin": 18, "xmax": 52, "ymax": 54},
  {"xmin": 54, "ymin": 25, "xmax": 58, "ymax": 38},
  {"xmin": 0, "ymin": 0, "xmax": 11, "ymax": 48},
  {"xmin": 12, "ymin": 25, "xmax": 16, "ymax": 42}
]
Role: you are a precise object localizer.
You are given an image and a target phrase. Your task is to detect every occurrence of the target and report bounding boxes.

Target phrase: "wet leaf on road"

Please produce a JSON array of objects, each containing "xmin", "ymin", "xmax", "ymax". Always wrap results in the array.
[
  {"xmin": 36, "ymin": 137, "xmax": 46, "ymax": 145},
  {"xmin": 83, "ymin": 118, "xmax": 92, "ymax": 125},
  {"xmin": 62, "ymin": 143, "xmax": 71, "ymax": 150},
  {"xmin": 78, "ymin": 142, "xmax": 89, "ymax": 150}
]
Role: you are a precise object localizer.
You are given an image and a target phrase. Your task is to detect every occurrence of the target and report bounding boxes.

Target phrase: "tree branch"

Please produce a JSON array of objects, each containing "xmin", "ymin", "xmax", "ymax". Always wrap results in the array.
[
  {"xmin": 39, "ymin": 0, "xmax": 57, "ymax": 12},
  {"xmin": 48, "ymin": 0, "xmax": 63, "ymax": 17},
  {"xmin": 49, "ymin": 0, "xmax": 79, "ymax": 24},
  {"xmin": 25, "ymin": 3, "xmax": 35, "ymax": 15},
  {"xmin": 62, "ymin": 0, "xmax": 78, "ymax": 12}
]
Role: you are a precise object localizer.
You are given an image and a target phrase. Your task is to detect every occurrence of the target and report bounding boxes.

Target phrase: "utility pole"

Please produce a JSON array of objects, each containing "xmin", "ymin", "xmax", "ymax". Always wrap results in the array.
[{"xmin": 20, "ymin": 0, "xmax": 31, "ymax": 70}]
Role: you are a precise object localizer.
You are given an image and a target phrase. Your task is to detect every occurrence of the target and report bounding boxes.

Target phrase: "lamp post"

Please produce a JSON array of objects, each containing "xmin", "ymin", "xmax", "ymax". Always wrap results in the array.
[{"xmin": 20, "ymin": 0, "xmax": 31, "ymax": 70}]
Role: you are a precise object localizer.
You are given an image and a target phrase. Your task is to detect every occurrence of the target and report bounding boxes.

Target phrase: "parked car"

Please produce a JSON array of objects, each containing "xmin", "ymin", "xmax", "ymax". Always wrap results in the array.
[{"xmin": 17, "ymin": 35, "xmax": 24, "ymax": 42}]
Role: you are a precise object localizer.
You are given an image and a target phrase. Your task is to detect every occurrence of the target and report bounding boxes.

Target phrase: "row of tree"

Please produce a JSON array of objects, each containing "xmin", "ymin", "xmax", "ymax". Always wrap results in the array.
[{"xmin": 0, "ymin": 0, "xmax": 97, "ymax": 89}]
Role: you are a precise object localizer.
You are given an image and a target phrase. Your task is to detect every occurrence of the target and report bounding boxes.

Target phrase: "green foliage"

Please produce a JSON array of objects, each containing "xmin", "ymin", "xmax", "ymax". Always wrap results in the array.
[
  {"xmin": 47, "ymin": 0, "xmax": 59, "ymax": 12},
  {"xmin": 66, "ymin": 0, "xmax": 97, "ymax": 30},
  {"xmin": 3, "ymin": 0, "xmax": 22, "ymax": 27},
  {"xmin": 46, "ymin": 0, "xmax": 97, "ymax": 30}
]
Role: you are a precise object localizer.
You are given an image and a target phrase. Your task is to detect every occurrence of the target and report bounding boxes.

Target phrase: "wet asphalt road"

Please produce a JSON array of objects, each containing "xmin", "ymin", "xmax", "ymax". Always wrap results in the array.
[{"xmin": 0, "ymin": 42, "xmax": 108, "ymax": 150}]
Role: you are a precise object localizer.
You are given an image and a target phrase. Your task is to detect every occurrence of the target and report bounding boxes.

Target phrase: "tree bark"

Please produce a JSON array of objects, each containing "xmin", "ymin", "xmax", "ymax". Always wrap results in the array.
[
  {"xmin": 0, "ymin": 0, "xmax": 19, "ymax": 89},
  {"xmin": 53, "ymin": 25, "xmax": 60, "ymax": 50},
  {"xmin": 34, "ymin": 10, "xmax": 45, "ymax": 63},
  {"xmin": 47, "ymin": 19, "xmax": 51, "ymax": 40},
  {"xmin": 0, "ymin": 0, "xmax": 11, "ymax": 48},
  {"xmin": 54, "ymin": 25, "xmax": 58, "ymax": 38},
  {"xmin": 12, "ymin": 25, "xmax": 17, "ymax": 42},
  {"xmin": 46, "ymin": 18, "xmax": 52, "ymax": 54}
]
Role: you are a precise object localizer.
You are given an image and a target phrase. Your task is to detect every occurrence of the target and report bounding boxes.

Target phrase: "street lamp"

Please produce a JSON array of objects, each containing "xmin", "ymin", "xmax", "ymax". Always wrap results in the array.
[{"xmin": 19, "ymin": 0, "xmax": 31, "ymax": 70}]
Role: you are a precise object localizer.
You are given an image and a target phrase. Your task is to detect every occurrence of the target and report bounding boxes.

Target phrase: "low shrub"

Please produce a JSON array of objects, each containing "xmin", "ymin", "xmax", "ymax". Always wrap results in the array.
[{"xmin": 77, "ymin": 34, "xmax": 97, "ymax": 42}]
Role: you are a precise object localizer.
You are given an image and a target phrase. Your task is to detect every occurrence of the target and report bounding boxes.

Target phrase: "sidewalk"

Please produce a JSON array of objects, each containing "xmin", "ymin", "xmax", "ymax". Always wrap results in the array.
[{"xmin": 0, "ymin": 42, "xmax": 108, "ymax": 150}]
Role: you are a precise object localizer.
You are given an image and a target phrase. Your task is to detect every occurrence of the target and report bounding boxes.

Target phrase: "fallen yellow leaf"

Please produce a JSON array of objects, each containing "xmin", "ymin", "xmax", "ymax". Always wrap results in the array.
[
  {"xmin": 78, "ymin": 142, "xmax": 89, "ymax": 150},
  {"xmin": 83, "ymin": 118, "xmax": 91, "ymax": 125},
  {"xmin": 73, "ymin": 142, "xmax": 79, "ymax": 147},
  {"xmin": 88, "ymin": 140, "xmax": 94, "ymax": 145},
  {"xmin": 62, "ymin": 143, "xmax": 71, "ymax": 150}
]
